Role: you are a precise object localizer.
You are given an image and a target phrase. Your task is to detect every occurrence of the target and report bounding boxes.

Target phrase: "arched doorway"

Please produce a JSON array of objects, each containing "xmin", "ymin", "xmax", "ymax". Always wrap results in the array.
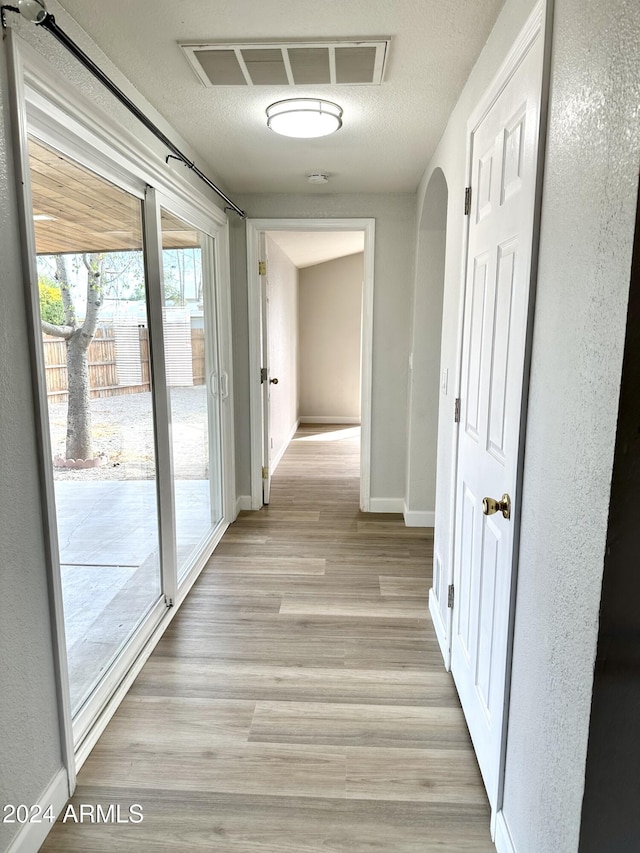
[{"xmin": 404, "ymin": 167, "xmax": 449, "ymax": 546}]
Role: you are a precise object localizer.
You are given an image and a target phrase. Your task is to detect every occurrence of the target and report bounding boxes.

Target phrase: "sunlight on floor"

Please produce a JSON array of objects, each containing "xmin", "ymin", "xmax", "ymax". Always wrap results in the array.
[{"xmin": 292, "ymin": 426, "xmax": 360, "ymax": 443}]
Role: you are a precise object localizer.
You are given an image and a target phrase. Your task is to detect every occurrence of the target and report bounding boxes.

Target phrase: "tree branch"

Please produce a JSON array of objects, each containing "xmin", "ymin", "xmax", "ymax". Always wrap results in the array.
[{"xmin": 42, "ymin": 321, "xmax": 73, "ymax": 339}]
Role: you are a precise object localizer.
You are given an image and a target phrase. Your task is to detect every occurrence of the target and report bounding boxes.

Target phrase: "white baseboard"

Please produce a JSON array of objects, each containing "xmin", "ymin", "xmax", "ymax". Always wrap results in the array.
[
  {"xmin": 271, "ymin": 419, "xmax": 300, "ymax": 476},
  {"xmin": 403, "ymin": 505, "xmax": 435, "ymax": 527},
  {"xmin": 299, "ymin": 416, "xmax": 361, "ymax": 424},
  {"xmin": 5, "ymin": 767, "xmax": 69, "ymax": 853},
  {"xmin": 429, "ymin": 589, "xmax": 451, "ymax": 671},
  {"xmin": 368, "ymin": 497, "xmax": 404, "ymax": 514},
  {"xmin": 495, "ymin": 811, "xmax": 517, "ymax": 853},
  {"xmin": 235, "ymin": 495, "xmax": 252, "ymax": 515}
]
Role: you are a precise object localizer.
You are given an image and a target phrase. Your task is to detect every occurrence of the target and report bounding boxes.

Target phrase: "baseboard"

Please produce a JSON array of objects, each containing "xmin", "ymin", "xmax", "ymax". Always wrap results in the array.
[
  {"xmin": 368, "ymin": 497, "xmax": 404, "ymax": 514},
  {"xmin": 271, "ymin": 419, "xmax": 300, "ymax": 476},
  {"xmin": 299, "ymin": 416, "xmax": 361, "ymax": 424},
  {"xmin": 495, "ymin": 811, "xmax": 517, "ymax": 853},
  {"xmin": 235, "ymin": 495, "xmax": 252, "ymax": 515},
  {"xmin": 403, "ymin": 505, "xmax": 435, "ymax": 527},
  {"xmin": 5, "ymin": 767, "xmax": 70, "ymax": 853},
  {"xmin": 429, "ymin": 589, "xmax": 451, "ymax": 671}
]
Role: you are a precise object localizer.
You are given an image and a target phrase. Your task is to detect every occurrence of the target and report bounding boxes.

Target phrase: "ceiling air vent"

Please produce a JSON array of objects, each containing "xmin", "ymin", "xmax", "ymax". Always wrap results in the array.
[{"xmin": 180, "ymin": 40, "xmax": 390, "ymax": 87}]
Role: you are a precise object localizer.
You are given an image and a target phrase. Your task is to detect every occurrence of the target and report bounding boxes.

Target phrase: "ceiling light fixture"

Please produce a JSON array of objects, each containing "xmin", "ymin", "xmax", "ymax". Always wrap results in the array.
[
  {"xmin": 266, "ymin": 99, "xmax": 343, "ymax": 139},
  {"xmin": 308, "ymin": 173, "xmax": 329, "ymax": 184}
]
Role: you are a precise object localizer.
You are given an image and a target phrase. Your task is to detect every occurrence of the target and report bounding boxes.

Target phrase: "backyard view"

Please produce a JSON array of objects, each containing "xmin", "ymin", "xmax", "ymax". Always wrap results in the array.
[{"xmin": 31, "ymin": 137, "xmax": 221, "ymax": 715}]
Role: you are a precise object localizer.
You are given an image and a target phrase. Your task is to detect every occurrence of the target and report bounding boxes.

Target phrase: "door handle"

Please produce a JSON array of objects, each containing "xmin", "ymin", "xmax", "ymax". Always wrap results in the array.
[
  {"xmin": 220, "ymin": 372, "xmax": 229, "ymax": 400},
  {"xmin": 269, "ymin": 377, "xmax": 279, "ymax": 385},
  {"xmin": 482, "ymin": 493, "xmax": 511, "ymax": 520}
]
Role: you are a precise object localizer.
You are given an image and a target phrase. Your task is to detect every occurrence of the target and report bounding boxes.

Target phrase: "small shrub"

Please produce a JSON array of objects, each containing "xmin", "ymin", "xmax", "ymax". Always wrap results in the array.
[{"xmin": 39, "ymin": 278, "xmax": 65, "ymax": 326}]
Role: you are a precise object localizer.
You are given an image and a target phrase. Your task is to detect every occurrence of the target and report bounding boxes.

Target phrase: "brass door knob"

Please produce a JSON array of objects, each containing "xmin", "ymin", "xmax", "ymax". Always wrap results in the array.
[
  {"xmin": 270, "ymin": 377, "xmax": 279, "ymax": 385},
  {"xmin": 482, "ymin": 493, "xmax": 511, "ymax": 520}
]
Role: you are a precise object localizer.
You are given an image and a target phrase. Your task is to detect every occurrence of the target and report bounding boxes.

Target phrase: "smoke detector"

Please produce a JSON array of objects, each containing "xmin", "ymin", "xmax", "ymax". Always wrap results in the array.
[{"xmin": 308, "ymin": 173, "xmax": 329, "ymax": 184}]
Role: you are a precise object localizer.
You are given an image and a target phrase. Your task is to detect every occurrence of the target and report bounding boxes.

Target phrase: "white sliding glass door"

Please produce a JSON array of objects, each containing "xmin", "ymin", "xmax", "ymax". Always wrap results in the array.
[
  {"xmin": 28, "ymin": 137, "xmax": 163, "ymax": 717},
  {"xmin": 19, "ymin": 117, "xmax": 233, "ymax": 753}
]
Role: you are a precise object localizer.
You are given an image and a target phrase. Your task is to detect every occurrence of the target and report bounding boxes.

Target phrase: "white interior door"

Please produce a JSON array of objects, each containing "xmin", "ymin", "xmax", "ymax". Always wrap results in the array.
[
  {"xmin": 451, "ymin": 32, "xmax": 543, "ymax": 814},
  {"xmin": 259, "ymin": 233, "xmax": 273, "ymax": 504}
]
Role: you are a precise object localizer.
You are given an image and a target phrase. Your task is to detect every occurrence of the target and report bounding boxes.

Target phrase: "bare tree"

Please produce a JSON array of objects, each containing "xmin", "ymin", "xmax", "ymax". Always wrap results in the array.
[{"xmin": 43, "ymin": 253, "xmax": 104, "ymax": 461}]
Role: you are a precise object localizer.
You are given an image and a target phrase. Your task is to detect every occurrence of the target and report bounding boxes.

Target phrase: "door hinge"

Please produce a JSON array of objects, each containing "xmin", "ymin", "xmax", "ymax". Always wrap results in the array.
[
  {"xmin": 258, "ymin": 260, "xmax": 266, "ymax": 275},
  {"xmin": 262, "ymin": 466, "xmax": 269, "ymax": 479},
  {"xmin": 448, "ymin": 584, "xmax": 455, "ymax": 609},
  {"xmin": 464, "ymin": 186, "xmax": 472, "ymax": 216},
  {"xmin": 454, "ymin": 397, "xmax": 461, "ymax": 423},
  {"xmin": 260, "ymin": 367, "xmax": 267, "ymax": 383}
]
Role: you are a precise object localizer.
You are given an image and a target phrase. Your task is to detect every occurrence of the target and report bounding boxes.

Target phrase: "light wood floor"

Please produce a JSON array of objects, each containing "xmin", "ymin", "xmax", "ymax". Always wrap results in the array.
[{"xmin": 42, "ymin": 424, "xmax": 494, "ymax": 852}]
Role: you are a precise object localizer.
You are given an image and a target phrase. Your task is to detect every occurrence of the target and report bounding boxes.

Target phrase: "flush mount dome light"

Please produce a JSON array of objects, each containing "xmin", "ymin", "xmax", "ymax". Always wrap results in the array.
[{"xmin": 266, "ymin": 99, "xmax": 343, "ymax": 139}]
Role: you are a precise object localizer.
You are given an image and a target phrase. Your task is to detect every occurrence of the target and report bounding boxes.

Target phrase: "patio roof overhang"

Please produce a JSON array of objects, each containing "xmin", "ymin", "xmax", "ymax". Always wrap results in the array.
[{"xmin": 29, "ymin": 138, "xmax": 200, "ymax": 255}]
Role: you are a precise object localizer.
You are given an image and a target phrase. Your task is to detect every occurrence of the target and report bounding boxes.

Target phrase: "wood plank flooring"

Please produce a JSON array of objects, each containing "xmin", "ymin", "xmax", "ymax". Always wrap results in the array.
[{"xmin": 41, "ymin": 424, "xmax": 494, "ymax": 852}]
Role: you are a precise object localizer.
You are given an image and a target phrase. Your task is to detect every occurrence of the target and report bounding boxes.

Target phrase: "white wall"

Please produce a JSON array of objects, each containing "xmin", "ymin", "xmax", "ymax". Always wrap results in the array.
[
  {"xmin": 299, "ymin": 253, "xmax": 363, "ymax": 421},
  {"xmin": 265, "ymin": 235, "xmax": 299, "ymax": 471},
  {"xmin": 0, "ymin": 6, "xmax": 231, "ymax": 850},
  {"xmin": 501, "ymin": 1, "xmax": 640, "ymax": 850},
  {"xmin": 405, "ymin": 170, "xmax": 447, "ymax": 526},
  {"xmin": 230, "ymin": 194, "xmax": 415, "ymax": 505},
  {"xmin": 417, "ymin": 0, "xmax": 639, "ymax": 850}
]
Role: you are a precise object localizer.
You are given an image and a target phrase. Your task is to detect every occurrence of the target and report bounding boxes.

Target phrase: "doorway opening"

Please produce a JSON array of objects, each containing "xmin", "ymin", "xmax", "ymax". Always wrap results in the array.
[{"xmin": 246, "ymin": 219, "xmax": 375, "ymax": 511}]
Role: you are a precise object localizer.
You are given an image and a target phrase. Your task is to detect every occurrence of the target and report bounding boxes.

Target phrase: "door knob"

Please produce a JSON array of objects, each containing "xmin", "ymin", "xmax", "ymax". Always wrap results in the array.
[
  {"xmin": 482, "ymin": 493, "xmax": 511, "ymax": 520},
  {"xmin": 270, "ymin": 377, "xmax": 279, "ymax": 384}
]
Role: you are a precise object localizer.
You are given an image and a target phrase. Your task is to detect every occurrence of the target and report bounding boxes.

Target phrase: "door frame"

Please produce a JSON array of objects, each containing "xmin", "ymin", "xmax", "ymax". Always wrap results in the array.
[
  {"xmin": 258, "ymin": 232, "xmax": 273, "ymax": 504},
  {"xmin": 246, "ymin": 218, "xmax": 375, "ymax": 511},
  {"xmin": 447, "ymin": 0, "xmax": 551, "ymax": 834}
]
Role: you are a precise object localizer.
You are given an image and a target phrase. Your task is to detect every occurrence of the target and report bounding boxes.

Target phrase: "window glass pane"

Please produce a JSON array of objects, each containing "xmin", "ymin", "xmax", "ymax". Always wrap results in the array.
[
  {"xmin": 160, "ymin": 209, "xmax": 223, "ymax": 578},
  {"xmin": 30, "ymin": 137, "xmax": 162, "ymax": 715}
]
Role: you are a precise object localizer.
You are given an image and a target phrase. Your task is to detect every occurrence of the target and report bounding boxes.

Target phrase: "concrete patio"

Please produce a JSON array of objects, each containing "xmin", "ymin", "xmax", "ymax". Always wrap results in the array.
[{"xmin": 56, "ymin": 479, "xmax": 214, "ymax": 712}]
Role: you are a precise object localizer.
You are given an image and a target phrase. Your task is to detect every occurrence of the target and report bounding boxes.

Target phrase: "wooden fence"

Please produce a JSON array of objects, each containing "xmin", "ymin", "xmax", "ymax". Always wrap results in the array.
[
  {"xmin": 44, "ymin": 326, "xmax": 204, "ymax": 402},
  {"xmin": 191, "ymin": 328, "xmax": 205, "ymax": 385}
]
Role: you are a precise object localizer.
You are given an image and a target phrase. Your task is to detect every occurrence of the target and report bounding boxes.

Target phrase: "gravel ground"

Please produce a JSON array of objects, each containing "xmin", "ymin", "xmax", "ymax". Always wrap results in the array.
[{"xmin": 48, "ymin": 386, "xmax": 211, "ymax": 481}]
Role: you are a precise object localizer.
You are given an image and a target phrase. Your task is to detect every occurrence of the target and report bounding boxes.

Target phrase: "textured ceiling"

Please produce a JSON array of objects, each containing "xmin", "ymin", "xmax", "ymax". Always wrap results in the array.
[{"xmin": 56, "ymin": 0, "xmax": 505, "ymax": 194}]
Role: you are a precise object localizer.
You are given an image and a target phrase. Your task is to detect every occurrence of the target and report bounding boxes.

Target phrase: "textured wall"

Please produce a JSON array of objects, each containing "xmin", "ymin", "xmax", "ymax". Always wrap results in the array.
[
  {"xmin": 578, "ymin": 190, "xmax": 640, "ymax": 851},
  {"xmin": 265, "ymin": 235, "xmax": 299, "ymax": 467},
  {"xmin": 299, "ymin": 253, "xmax": 363, "ymax": 420},
  {"xmin": 230, "ymin": 193, "xmax": 415, "ymax": 501},
  {"xmin": 501, "ymin": 0, "xmax": 640, "ymax": 850}
]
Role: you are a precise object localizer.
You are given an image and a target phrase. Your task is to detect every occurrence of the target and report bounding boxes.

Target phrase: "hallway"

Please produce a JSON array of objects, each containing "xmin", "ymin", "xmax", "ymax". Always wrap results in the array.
[{"xmin": 41, "ymin": 424, "xmax": 493, "ymax": 852}]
